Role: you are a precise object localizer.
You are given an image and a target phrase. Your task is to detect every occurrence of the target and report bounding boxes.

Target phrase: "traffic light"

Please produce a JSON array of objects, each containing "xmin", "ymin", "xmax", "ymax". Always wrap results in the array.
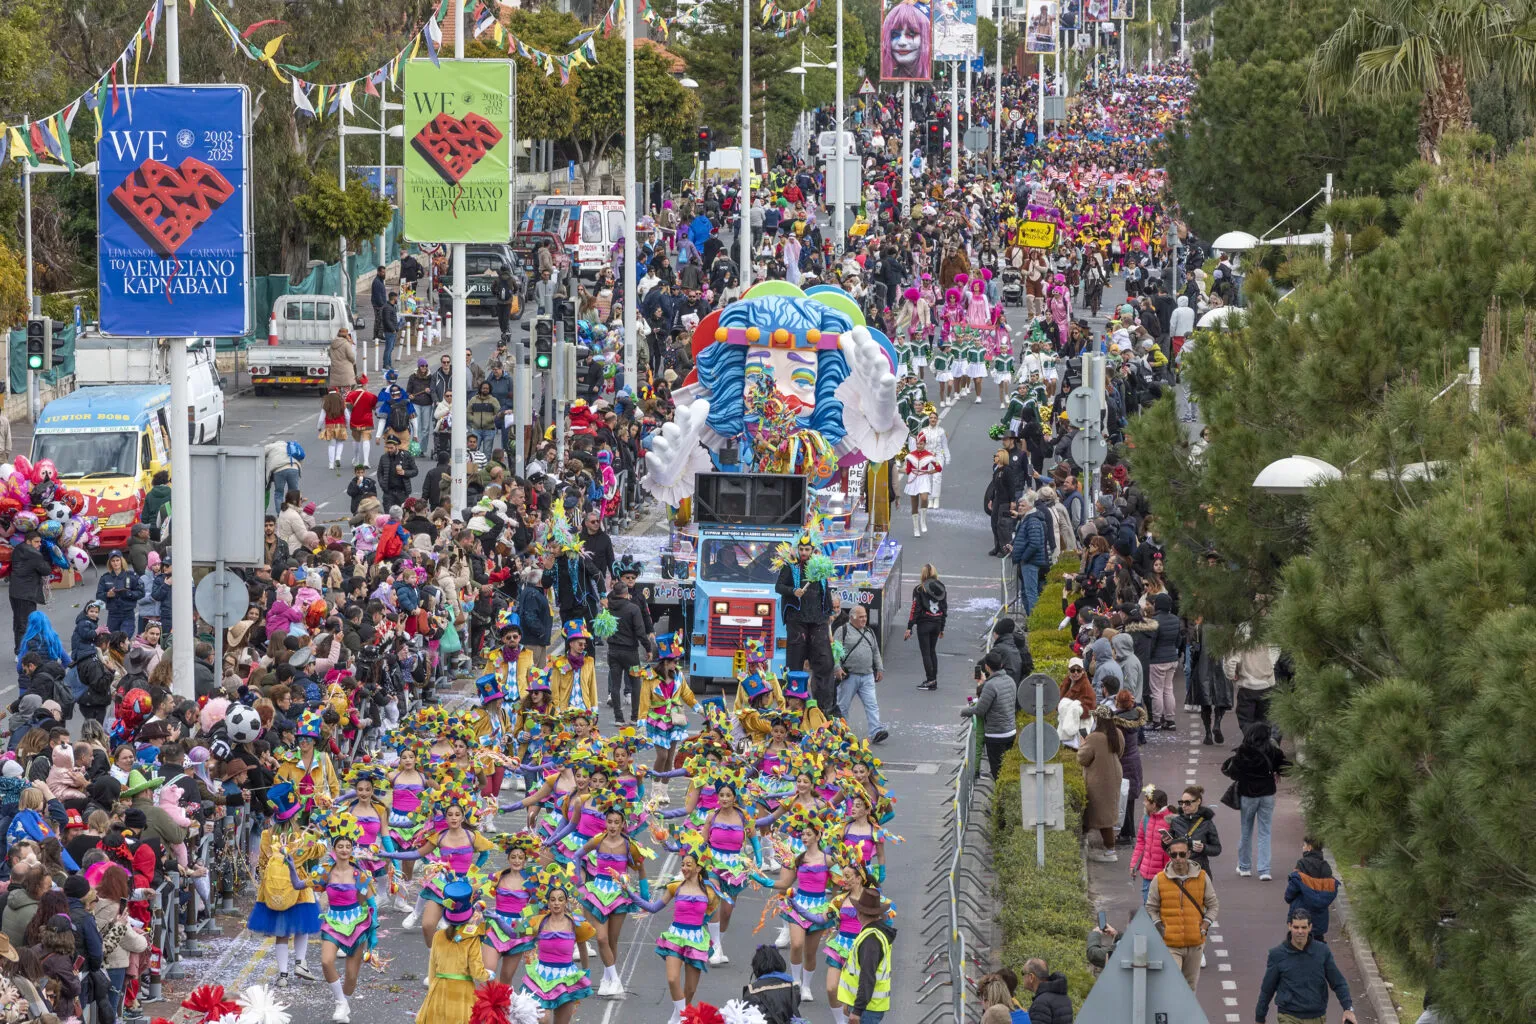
[
  {"xmin": 533, "ymin": 316, "xmax": 553, "ymax": 370},
  {"xmin": 554, "ymin": 298, "xmax": 577, "ymax": 348},
  {"xmin": 25, "ymin": 318, "xmax": 50, "ymax": 372},
  {"xmin": 926, "ymin": 120, "xmax": 943, "ymax": 156},
  {"xmin": 696, "ymin": 126, "xmax": 714, "ymax": 159}
]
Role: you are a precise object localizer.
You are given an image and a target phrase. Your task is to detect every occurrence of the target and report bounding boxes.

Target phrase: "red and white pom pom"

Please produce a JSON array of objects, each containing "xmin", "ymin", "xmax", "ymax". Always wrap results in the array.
[
  {"xmin": 721, "ymin": 999, "xmax": 769, "ymax": 1024},
  {"xmin": 234, "ymin": 984, "xmax": 291, "ymax": 1024}
]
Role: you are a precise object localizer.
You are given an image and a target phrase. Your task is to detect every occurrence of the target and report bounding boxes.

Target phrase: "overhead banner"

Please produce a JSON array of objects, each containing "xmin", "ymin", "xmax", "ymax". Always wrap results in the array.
[
  {"xmin": 880, "ymin": 0, "xmax": 933, "ymax": 81},
  {"xmin": 1109, "ymin": 0, "xmax": 1132, "ymax": 17},
  {"xmin": 934, "ymin": 0, "xmax": 978, "ymax": 62},
  {"xmin": 96, "ymin": 85, "xmax": 253, "ymax": 338},
  {"xmin": 402, "ymin": 59, "xmax": 512, "ymax": 243}
]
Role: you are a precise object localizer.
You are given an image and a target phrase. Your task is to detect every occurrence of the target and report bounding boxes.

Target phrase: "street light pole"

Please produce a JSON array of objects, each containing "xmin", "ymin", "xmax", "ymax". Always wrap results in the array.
[
  {"xmin": 994, "ymin": 17, "xmax": 1003, "ymax": 165},
  {"xmin": 741, "ymin": 0, "xmax": 753, "ymax": 278},
  {"xmin": 623, "ymin": 0, "xmax": 637, "ymax": 391},
  {"xmin": 162, "ymin": 0, "xmax": 194, "ymax": 699},
  {"xmin": 949, "ymin": 61, "xmax": 958, "ymax": 182},
  {"xmin": 450, "ymin": 0, "xmax": 468, "ymax": 512},
  {"xmin": 902, "ymin": 81, "xmax": 911, "ymax": 220},
  {"xmin": 834, "ymin": 0, "xmax": 846, "ymax": 251}
]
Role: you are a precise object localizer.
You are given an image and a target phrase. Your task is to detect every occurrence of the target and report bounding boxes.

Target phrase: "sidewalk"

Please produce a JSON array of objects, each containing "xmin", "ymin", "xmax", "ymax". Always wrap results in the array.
[{"xmin": 1085, "ymin": 714, "xmax": 1379, "ymax": 1024}]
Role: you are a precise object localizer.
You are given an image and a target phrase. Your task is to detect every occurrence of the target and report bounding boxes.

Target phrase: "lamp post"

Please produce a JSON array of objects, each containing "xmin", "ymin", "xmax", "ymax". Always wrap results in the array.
[
  {"xmin": 741, "ymin": 0, "xmax": 753, "ymax": 279},
  {"xmin": 833, "ymin": 0, "xmax": 846, "ymax": 253},
  {"xmin": 624, "ymin": 0, "xmax": 637, "ymax": 393}
]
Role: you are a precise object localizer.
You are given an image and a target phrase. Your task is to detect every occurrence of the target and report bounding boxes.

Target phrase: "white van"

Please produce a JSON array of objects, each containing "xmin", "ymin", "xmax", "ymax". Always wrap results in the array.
[
  {"xmin": 520, "ymin": 195, "xmax": 654, "ymax": 278},
  {"xmin": 72, "ymin": 337, "xmax": 226, "ymax": 443}
]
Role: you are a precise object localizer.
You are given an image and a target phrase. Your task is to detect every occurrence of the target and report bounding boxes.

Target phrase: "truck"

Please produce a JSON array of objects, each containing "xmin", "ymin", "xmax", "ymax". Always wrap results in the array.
[
  {"xmin": 252, "ymin": 294, "xmax": 362, "ymax": 395},
  {"xmin": 31, "ymin": 386, "xmax": 175, "ymax": 549},
  {"xmin": 685, "ymin": 472, "xmax": 814, "ymax": 688},
  {"xmin": 72, "ymin": 336, "xmax": 227, "ymax": 443}
]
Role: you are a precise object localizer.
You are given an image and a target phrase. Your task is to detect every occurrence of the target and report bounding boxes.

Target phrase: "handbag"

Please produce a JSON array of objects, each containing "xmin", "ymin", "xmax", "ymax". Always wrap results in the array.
[{"xmin": 1219, "ymin": 780, "xmax": 1241, "ymax": 811}]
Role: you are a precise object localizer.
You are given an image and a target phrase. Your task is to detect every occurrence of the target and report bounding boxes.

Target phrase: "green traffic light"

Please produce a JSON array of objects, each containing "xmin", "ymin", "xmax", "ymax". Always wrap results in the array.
[
  {"xmin": 535, "ymin": 354, "xmax": 552, "ymax": 370},
  {"xmin": 26, "ymin": 355, "xmax": 43, "ymax": 370}
]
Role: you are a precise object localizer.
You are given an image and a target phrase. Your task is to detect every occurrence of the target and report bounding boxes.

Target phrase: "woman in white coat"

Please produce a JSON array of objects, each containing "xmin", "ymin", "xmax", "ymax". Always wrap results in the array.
[
  {"xmin": 903, "ymin": 428, "xmax": 943, "ymax": 536},
  {"xmin": 919, "ymin": 410, "xmax": 951, "ymax": 509}
]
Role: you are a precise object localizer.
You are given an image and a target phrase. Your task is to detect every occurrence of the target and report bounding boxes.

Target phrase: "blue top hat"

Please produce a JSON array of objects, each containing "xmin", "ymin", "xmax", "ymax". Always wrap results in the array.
[
  {"xmin": 655, "ymin": 632, "xmax": 684, "ymax": 661},
  {"xmin": 739, "ymin": 671, "xmax": 771, "ymax": 700},
  {"xmin": 783, "ymin": 670, "xmax": 811, "ymax": 701},
  {"xmin": 268, "ymin": 781, "xmax": 302, "ymax": 821},
  {"xmin": 476, "ymin": 672, "xmax": 509, "ymax": 703},
  {"xmin": 441, "ymin": 878, "xmax": 477, "ymax": 923},
  {"xmin": 497, "ymin": 608, "xmax": 522, "ymax": 633}
]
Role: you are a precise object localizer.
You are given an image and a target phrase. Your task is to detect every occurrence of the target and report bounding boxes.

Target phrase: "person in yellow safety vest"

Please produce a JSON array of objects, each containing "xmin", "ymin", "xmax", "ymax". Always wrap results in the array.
[{"xmin": 836, "ymin": 889, "xmax": 897, "ymax": 1024}]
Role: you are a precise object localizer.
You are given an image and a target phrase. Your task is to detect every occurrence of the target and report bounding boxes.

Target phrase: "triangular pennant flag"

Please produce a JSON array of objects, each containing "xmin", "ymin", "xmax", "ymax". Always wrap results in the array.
[
  {"xmin": 54, "ymin": 114, "xmax": 73, "ymax": 171},
  {"xmin": 90, "ymin": 83, "xmax": 106, "ymax": 141},
  {"xmin": 363, "ymin": 70, "xmax": 380, "ymax": 97},
  {"xmin": 189, "ymin": 0, "xmax": 197, "ymax": 15},
  {"xmin": 292, "ymin": 76, "xmax": 316, "ymax": 116},
  {"xmin": 147, "ymin": 0, "xmax": 163, "ymax": 53},
  {"xmin": 29, "ymin": 122, "xmax": 53, "ymax": 160},
  {"xmin": 409, "ymin": 35, "xmax": 422, "ymax": 62},
  {"xmin": 341, "ymin": 81, "xmax": 356, "ymax": 113},
  {"xmin": 109, "ymin": 62, "xmax": 121, "ymax": 115},
  {"xmin": 119, "ymin": 52, "xmax": 134, "ymax": 119},
  {"xmin": 62, "ymin": 101, "xmax": 79, "ymax": 133},
  {"xmin": 132, "ymin": 27, "xmax": 143, "ymax": 85},
  {"xmin": 9, "ymin": 126, "xmax": 34, "ymax": 166},
  {"xmin": 0, "ymin": 129, "xmax": 8, "ymax": 166}
]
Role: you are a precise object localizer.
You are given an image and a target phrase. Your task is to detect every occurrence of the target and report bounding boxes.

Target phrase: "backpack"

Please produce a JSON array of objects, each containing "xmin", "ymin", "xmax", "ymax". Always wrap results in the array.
[
  {"xmin": 387, "ymin": 404, "xmax": 412, "ymax": 433},
  {"xmin": 262, "ymin": 850, "xmax": 302, "ymax": 911},
  {"xmin": 1032, "ymin": 507, "xmax": 1056, "ymax": 567},
  {"xmin": 285, "ymin": 441, "xmax": 306, "ymax": 462}
]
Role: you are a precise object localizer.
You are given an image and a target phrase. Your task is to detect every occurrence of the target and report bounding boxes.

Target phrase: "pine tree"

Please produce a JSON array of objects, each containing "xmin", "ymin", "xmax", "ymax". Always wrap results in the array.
[{"xmin": 1130, "ymin": 138, "xmax": 1536, "ymax": 1022}]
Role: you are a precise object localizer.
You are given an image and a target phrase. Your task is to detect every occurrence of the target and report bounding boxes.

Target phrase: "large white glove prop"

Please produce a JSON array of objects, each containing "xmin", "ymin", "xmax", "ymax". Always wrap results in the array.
[
  {"xmin": 835, "ymin": 326, "xmax": 905, "ymax": 463},
  {"xmin": 642, "ymin": 399, "xmax": 715, "ymax": 506}
]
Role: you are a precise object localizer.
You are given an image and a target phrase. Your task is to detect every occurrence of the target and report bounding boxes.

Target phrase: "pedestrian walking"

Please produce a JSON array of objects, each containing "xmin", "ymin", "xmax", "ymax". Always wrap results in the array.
[
  {"xmin": 1225, "ymin": 630, "xmax": 1280, "ymax": 735},
  {"xmin": 1254, "ymin": 909, "xmax": 1357, "ymax": 1024},
  {"xmin": 265, "ymin": 439, "xmax": 304, "ymax": 516},
  {"xmin": 1019, "ymin": 958, "xmax": 1073, "ymax": 1023},
  {"xmin": 1282, "ymin": 838, "xmax": 1339, "ymax": 942},
  {"xmin": 1146, "ymin": 835, "xmax": 1218, "ymax": 992},
  {"xmin": 1078, "ymin": 706, "xmax": 1125, "ymax": 862},
  {"xmin": 905, "ymin": 564, "xmax": 947, "ymax": 692},
  {"xmin": 1146, "ymin": 592, "xmax": 1182, "ymax": 730},
  {"xmin": 1188, "ymin": 618, "xmax": 1233, "ymax": 743},
  {"xmin": 377, "ymin": 435, "xmax": 418, "ymax": 511},
  {"xmin": 1111, "ymin": 688, "xmax": 1148, "ymax": 842},
  {"xmin": 1223, "ymin": 722, "xmax": 1289, "ymax": 880},
  {"xmin": 8, "ymin": 533, "xmax": 53, "ymax": 653},
  {"xmin": 328, "ymin": 326, "xmax": 358, "ymax": 390},
  {"xmin": 1129, "ymin": 787, "xmax": 1172, "ymax": 904},
  {"xmin": 833, "ymin": 605, "xmax": 887, "ymax": 743},
  {"xmin": 1007, "ymin": 490, "xmax": 1054, "ymax": 618},
  {"xmin": 1163, "ymin": 785, "xmax": 1223, "ymax": 875}
]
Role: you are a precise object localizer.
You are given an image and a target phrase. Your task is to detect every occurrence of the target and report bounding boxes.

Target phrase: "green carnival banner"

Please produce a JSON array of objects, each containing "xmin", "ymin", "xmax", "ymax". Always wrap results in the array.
[{"xmin": 402, "ymin": 60, "xmax": 512, "ymax": 243}]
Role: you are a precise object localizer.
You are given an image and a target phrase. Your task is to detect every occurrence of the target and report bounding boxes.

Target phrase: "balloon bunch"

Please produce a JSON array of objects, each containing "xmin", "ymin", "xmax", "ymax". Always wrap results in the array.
[{"xmin": 0, "ymin": 456, "xmax": 99, "ymax": 579}]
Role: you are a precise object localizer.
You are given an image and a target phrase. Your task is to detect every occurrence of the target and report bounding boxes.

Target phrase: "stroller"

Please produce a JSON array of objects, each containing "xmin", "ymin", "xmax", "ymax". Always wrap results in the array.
[{"xmin": 1000, "ymin": 268, "xmax": 1024, "ymax": 306}]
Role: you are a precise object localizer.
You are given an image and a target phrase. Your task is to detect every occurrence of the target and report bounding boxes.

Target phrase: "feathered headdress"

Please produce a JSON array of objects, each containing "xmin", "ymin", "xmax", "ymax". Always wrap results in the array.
[
  {"xmin": 528, "ymin": 862, "xmax": 579, "ymax": 904},
  {"xmin": 493, "ymin": 830, "xmax": 544, "ymax": 859},
  {"xmin": 545, "ymin": 498, "xmax": 583, "ymax": 553},
  {"xmin": 604, "ymin": 726, "xmax": 650, "ymax": 755},
  {"xmin": 586, "ymin": 788, "xmax": 630, "ymax": 818},
  {"xmin": 313, "ymin": 808, "xmax": 365, "ymax": 846}
]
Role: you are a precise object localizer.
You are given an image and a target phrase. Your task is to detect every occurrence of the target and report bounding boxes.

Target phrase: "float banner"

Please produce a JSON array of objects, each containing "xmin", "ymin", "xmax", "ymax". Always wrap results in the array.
[
  {"xmin": 403, "ymin": 60, "xmax": 512, "ymax": 243},
  {"xmin": 96, "ymin": 85, "xmax": 253, "ymax": 338},
  {"xmin": 881, "ymin": 0, "xmax": 934, "ymax": 81},
  {"xmin": 1026, "ymin": 0, "xmax": 1060, "ymax": 52}
]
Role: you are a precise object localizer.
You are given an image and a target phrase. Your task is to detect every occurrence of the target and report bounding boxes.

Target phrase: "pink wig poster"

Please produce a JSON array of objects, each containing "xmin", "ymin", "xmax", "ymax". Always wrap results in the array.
[{"xmin": 880, "ymin": 0, "xmax": 933, "ymax": 82}]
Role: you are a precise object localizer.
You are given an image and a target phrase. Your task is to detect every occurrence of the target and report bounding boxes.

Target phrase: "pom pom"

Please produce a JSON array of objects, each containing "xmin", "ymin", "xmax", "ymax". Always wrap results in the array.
[
  {"xmin": 183, "ymin": 984, "xmax": 242, "ymax": 1024},
  {"xmin": 508, "ymin": 990, "xmax": 542, "ymax": 1024},
  {"xmin": 234, "ymin": 984, "xmax": 291, "ymax": 1024},
  {"xmin": 988, "ymin": 423, "xmax": 1006, "ymax": 440},
  {"xmin": 681, "ymin": 1004, "xmax": 726, "ymax": 1024},
  {"xmin": 804, "ymin": 553, "xmax": 836, "ymax": 584},
  {"xmin": 592, "ymin": 608, "xmax": 619, "ymax": 639},
  {"xmin": 721, "ymin": 999, "xmax": 769, "ymax": 1024},
  {"xmin": 830, "ymin": 639, "xmax": 846, "ymax": 664},
  {"xmin": 470, "ymin": 981, "xmax": 516, "ymax": 1024}
]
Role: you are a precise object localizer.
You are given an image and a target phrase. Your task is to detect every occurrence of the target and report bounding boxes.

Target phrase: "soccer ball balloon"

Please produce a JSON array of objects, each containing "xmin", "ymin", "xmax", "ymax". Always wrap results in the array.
[{"xmin": 225, "ymin": 704, "xmax": 263, "ymax": 743}]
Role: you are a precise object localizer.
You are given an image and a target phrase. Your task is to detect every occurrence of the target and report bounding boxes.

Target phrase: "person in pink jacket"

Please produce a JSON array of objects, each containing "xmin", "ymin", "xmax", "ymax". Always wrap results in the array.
[{"xmin": 1130, "ymin": 786, "xmax": 1173, "ymax": 904}]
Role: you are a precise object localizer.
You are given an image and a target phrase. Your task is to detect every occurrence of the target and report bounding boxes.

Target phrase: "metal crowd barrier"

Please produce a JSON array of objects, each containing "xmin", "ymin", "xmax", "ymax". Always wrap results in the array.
[{"xmin": 918, "ymin": 716, "xmax": 991, "ymax": 1024}]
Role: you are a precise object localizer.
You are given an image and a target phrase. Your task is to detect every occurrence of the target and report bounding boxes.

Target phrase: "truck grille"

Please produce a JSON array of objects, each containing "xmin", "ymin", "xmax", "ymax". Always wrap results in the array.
[{"xmin": 707, "ymin": 621, "xmax": 772, "ymax": 657}]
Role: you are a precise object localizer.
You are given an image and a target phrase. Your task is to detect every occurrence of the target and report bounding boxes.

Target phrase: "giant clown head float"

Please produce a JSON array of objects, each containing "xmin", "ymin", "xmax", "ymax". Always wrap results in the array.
[{"xmin": 641, "ymin": 283, "xmax": 908, "ymax": 506}]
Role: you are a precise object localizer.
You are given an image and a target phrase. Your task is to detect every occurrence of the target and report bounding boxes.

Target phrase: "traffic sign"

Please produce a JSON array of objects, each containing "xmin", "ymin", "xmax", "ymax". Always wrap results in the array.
[
  {"xmin": 1021, "ymin": 673, "xmax": 1060, "ymax": 709},
  {"xmin": 657, "ymin": 146, "xmax": 672, "ymax": 161},
  {"xmin": 1018, "ymin": 722, "xmax": 1061, "ymax": 764},
  {"xmin": 859, "ymin": 77, "xmax": 876, "ymax": 95},
  {"xmin": 1077, "ymin": 912, "xmax": 1211, "ymax": 1023},
  {"xmin": 1019, "ymin": 220, "xmax": 1057, "ymax": 249},
  {"xmin": 195, "ymin": 569, "xmax": 248, "ymax": 626},
  {"xmin": 1065, "ymin": 385, "xmax": 1096, "ymax": 428},
  {"xmin": 963, "ymin": 127, "xmax": 991, "ymax": 152},
  {"xmin": 1072, "ymin": 432, "xmax": 1109, "ymax": 468}
]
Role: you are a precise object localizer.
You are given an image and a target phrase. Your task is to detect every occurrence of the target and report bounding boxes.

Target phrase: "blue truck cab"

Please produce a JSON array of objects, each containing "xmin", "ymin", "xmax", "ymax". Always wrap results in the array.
[{"xmin": 685, "ymin": 473, "xmax": 808, "ymax": 688}]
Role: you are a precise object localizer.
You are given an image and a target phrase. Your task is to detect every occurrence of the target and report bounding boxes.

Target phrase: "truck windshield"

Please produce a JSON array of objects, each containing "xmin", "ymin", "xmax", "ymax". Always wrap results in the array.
[
  {"xmin": 698, "ymin": 537, "xmax": 784, "ymax": 585},
  {"xmin": 33, "ymin": 432, "xmax": 138, "ymax": 478}
]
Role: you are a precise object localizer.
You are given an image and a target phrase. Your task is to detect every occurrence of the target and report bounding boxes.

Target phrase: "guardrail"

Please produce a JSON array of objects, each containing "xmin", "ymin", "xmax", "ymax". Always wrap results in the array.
[{"xmin": 918, "ymin": 716, "xmax": 991, "ymax": 1024}]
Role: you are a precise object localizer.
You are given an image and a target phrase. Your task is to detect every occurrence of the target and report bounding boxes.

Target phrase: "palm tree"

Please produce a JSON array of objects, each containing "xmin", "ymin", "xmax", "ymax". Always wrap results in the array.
[{"xmin": 1308, "ymin": 0, "xmax": 1536, "ymax": 163}]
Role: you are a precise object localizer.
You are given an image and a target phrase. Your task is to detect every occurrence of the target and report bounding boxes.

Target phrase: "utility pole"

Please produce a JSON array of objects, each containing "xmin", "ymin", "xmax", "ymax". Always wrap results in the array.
[
  {"xmin": 450, "ymin": 0, "xmax": 468, "ymax": 512},
  {"xmin": 165, "ymin": 0, "xmax": 195, "ymax": 700},
  {"xmin": 834, "ymin": 0, "xmax": 846, "ymax": 251}
]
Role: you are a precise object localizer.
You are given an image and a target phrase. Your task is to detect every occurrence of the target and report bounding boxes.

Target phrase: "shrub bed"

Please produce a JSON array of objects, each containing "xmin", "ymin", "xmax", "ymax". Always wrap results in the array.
[{"xmin": 987, "ymin": 560, "xmax": 1097, "ymax": 1008}]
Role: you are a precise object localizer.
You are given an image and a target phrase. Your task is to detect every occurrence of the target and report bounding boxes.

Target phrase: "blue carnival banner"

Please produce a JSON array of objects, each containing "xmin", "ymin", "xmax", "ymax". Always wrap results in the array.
[{"xmin": 97, "ymin": 85, "xmax": 252, "ymax": 337}]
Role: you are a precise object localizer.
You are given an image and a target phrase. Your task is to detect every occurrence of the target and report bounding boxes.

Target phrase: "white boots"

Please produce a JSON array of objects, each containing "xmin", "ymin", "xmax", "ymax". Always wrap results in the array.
[
  {"xmin": 597, "ymin": 965, "xmax": 624, "ymax": 997},
  {"xmin": 912, "ymin": 513, "xmax": 922, "ymax": 537},
  {"xmin": 920, "ymin": 508, "xmax": 929, "ymax": 533}
]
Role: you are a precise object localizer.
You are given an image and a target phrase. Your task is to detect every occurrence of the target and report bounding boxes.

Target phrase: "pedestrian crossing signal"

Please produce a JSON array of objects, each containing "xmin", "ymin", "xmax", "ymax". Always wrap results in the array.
[{"xmin": 25, "ymin": 319, "xmax": 50, "ymax": 372}]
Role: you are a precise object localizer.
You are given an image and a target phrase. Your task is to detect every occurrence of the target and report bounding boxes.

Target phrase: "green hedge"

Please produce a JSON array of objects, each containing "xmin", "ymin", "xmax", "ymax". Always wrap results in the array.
[{"xmin": 989, "ymin": 560, "xmax": 1097, "ymax": 1007}]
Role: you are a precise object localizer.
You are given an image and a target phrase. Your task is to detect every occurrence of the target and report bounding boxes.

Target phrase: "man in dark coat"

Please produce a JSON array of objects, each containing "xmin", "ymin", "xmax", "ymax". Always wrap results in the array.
[
  {"xmin": 775, "ymin": 538, "xmax": 837, "ymax": 714},
  {"xmin": 8, "ymin": 533, "xmax": 53, "ymax": 650},
  {"xmin": 376, "ymin": 435, "xmax": 418, "ymax": 510}
]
